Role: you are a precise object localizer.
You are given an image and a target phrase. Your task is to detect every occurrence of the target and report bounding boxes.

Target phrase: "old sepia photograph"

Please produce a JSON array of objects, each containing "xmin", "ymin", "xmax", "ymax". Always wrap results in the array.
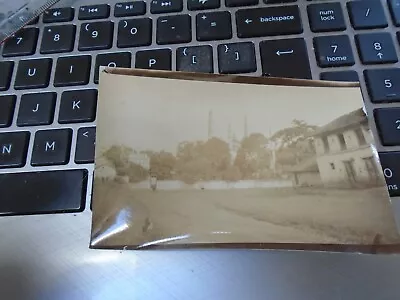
[{"xmin": 91, "ymin": 70, "xmax": 400, "ymax": 248}]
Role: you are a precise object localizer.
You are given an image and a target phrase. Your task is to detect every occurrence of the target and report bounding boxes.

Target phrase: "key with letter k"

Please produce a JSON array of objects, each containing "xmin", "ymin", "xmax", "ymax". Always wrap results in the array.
[{"xmin": 59, "ymin": 90, "xmax": 97, "ymax": 124}]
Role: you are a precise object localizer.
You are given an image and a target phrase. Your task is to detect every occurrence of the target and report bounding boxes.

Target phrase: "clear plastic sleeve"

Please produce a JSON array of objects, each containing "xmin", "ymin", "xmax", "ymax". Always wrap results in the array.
[{"xmin": 90, "ymin": 69, "xmax": 400, "ymax": 252}]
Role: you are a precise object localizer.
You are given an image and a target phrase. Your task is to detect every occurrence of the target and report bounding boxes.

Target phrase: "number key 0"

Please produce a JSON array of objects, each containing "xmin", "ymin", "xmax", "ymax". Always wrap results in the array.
[{"xmin": 374, "ymin": 108, "xmax": 400, "ymax": 146}]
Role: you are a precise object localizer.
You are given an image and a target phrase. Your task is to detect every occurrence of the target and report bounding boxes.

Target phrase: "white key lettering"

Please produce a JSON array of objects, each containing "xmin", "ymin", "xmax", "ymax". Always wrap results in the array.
[
  {"xmin": 384, "ymin": 168, "xmax": 393, "ymax": 178},
  {"xmin": 32, "ymin": 104, "xmax": 40, "ymax": 112},
  {"xmin": 235, "ymin": 51, "xmax": 240, "ymax": 61},
  {"xmin": 45, "ymin": 141, "xmax": 55, "ymax": 151},
  {"xmin": 27, "ymin": 68, "xmax": 37, "ymax": 77},
  {"xmin": 72, "ymin": 100, "xmax": 81, "ymax": 110},
  {"xmin": 2, "ymin": 144, "xmax": 11, "ymax": 154},
  {"xmin": 149, "ymin": 58, "xmax": 156, "ymax": 67}
]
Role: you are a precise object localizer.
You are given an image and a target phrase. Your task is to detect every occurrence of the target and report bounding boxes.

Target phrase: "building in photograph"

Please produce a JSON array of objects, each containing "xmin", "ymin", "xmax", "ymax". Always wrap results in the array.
[
  {"xmin": 95, "ymin": 155, "xmax": 117, "ymax": 182},
  {"xmin": 290, "ymin": 109, "xmax": 382, "ymax": 187},
  {"xmin": 288, "ymin": 157, "xmax": 321, "ymax": 187},
  {"xmin": 313, "ymin": 109, "xmax": 381, "ymax": 187},
  {"xmin": 128, "ymin": 152, "xmax": 150, "ymax": 170}
]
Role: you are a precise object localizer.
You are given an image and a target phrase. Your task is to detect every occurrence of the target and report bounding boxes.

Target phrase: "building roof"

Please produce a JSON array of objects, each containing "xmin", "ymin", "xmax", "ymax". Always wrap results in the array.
[
  {"xmin": 313, "ymin": 109, "xmax": 367, "ymax": 137},
  {"xmin": 287, "ymin": 156, "xmax": 319, "ymax": 173}
]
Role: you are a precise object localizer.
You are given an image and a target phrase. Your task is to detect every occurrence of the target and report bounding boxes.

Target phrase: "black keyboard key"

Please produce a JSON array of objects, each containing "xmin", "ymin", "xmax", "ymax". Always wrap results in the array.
[
  {"xmin": 78, "ymin": 21, "xmax": 114, "ymax": 51},
  {"xmin": 2, "ymin": 28, "xmax": 39, "ymax": 57},
  {"xmin": 94, "ymin": 52, "xmax": 131, "ymax": 83},
  {"xmin": 260, "ymin": 38, "xmax": 311, "ymax": 79},
  {"xmin": 0, "ymin": 132, "xmax": 30, "ymax": 168},
  {"xmin": 157, "ymin": 15, "xmax": 191, "ymax": 45},
  {"xmin": 151, "ymin": 0, "xmax": 183, "ymax": 13},
  {"xmin": 54, "ymin": 56, "xmax": 91, "ymax": 87},
  {"xmin": 43, "ymin": 7, "xmax": 74, "ymax": 23},
  {"xmin": 176, "ymin": 45, "xmax": 213, "ymax": 73},
  {"xmin": 388, "ymin": 0, "xmax": 400, "ymax": 26},
  {"xmin": 218, "ymin": 42, "xmax": 256, "ymax": 74},
  {"xmin": 188, "ymin": 0, "xmax": 220, "ymax": 10},
  {"xmin": 307, "ymin": 3, "xmax": 346, "ymax": 32},
  {"xmin": 0, "ymin": 170, "xmax": 87, "ymax": 215},
  {"xmin": 115, "ymin": 1, "xmax": 146, "ymax": 17},
  {"xmin": 40, "ymin": 25, "xmax": 76, "ymax": 54},
  {"xmin": 348, "ymin": 0, "xmax": 388, "ymax": 29},
  {"xmin": 78, "ymin": 4, "xmax": 110, "ymax": 20},
  {"xmin": 17, "ymin": 92, "xmax": 56, "ymax": 126},
  {"xmin": 236, "ymin": 6, "xmax": 302, "ymax": 38},
  {"xmin": 0, "ymin": 61, "xmax": 14, "ymax": 91},
  {"xmin": 59, "ymin": 90, "xmax": 98, "ymax": 124},
  {"xmin": 75, "ymin": 127, "xmax": 96, "ymax": 164},
  {"xmin": 0, "ymin": 95, "xmax": 16, "ymax": 127},
  {"xmin": 356, "ymin": 33, "xmax": 397, "ymax": 65},
  {"xmin": 226, "ymin": 0, "xmax": 258, "ymax": 7},
  {"xmin": 314, "ymin": 35, "xmax": 354, "ymax": 67},
  {"xmin": 135, "ymin": 49, "xmax": 172, "ymax": 70},
  {"xmin": 117, "ymin": 18, "xmax": 152, "ymax": 48},
  {"xmin": 364, "ymin": 69, "xmax": 400, "ymax": 103},
  {"xmin": 196, "ymin": 12, "xmax": 232, "ymax": 41},
  {"xmin": 264, "ymin": 0, "xmax": 296, "ymax": 3},
  {"xmin": 375, "ymin": 108, "xmax": 400, "ymax": 146},
  {"xmin": 31, "ymin": 129, "xmax": 72, "ymax": 166},
  {"xmin": 27, "ymin": 17, "xmax": 39, "ymax": 25},
  {"xmin": 379, "ymin": 152, "xmax": 400, "ymax": 196},
  {"xmin": 320, "ymin": 71, "xmax": 359, "ymax": 82},
  {"xmin": 14, "ymin": 58, "xmax": 52, "ymax": 90}
]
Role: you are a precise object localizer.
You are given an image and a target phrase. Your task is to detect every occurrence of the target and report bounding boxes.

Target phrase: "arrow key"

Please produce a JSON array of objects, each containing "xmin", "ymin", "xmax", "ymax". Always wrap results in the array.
[
  {"xmin": 260, "ymin": 38, "xmax": 311, "ymax": 79},
  {"xmin": 356, "ymin": 33, "xmax": 398, "ymax": 65},
  {"xmin": 75, "ymin": 127, "xmax": 96, "ymax": 164},
  {"xmin": 218, "ymin": 42, "xmax": 256, "ymax": 74}
]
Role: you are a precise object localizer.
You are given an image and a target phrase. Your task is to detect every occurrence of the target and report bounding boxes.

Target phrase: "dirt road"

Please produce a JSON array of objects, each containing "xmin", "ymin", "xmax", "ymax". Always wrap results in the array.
[{"xmin": 91, "ymin": 182, "xmax": 400, "ymax": 247}]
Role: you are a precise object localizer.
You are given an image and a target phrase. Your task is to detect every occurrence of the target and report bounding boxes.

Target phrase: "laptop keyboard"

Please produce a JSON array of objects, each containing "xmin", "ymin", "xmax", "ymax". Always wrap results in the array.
[{"xmin": 1, "ymin": 0, "xmax": 400, "ymax": 215}]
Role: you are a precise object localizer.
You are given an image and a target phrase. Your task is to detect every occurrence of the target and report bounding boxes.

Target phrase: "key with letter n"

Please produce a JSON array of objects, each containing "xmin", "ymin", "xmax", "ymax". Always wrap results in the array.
[{"xmin": 0, "ymin": 132, "xmax": 30, "ymax": 168}]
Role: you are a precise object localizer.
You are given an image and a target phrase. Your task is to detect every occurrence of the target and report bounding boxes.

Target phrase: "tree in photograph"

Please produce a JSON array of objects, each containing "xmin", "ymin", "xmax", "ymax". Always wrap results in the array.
[
  {"xmin": 202, "ymin": 137, "xmax": 231, "ymax": 172},
  {"xmin": 234, "ymin": 133, "xmax": 270, "ymax": 179},
  {"xmin": 149, "ymin": 151, "xmax": 176, "ymax": 180},
  {"xmin": 175, "ymin": 137, "xmax": 232, "ymax": 182},
  {"xmin": 102, "ymin": 145, "xmax": 133, "ymax": 171},
  {"xmin": 102, "ymin": 145, "xmax": 147, "ymax": 182},
  {"xmin": 268, "ymin": 119, "xmax": 318, "ymax": 170}
]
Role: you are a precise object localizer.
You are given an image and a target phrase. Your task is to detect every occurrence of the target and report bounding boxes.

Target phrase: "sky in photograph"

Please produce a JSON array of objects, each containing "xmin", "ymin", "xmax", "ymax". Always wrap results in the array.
[{"xmin": 97, "ymin": 75, "xmax": 363, "ymax": 154}]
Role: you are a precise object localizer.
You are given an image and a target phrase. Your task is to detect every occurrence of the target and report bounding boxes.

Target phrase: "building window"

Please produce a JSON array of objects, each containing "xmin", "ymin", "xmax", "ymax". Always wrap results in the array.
[
  {"xmin": 363, "ymin": 156, "xmax": 379, "ymax": 181},
  {"xmin": 355, "ymin": 128, "xmax": 366, "ymax": 146},
  {"xmin": 322, "ymin": 136, "xmax": 329, "ymax": 153},
  {"xmin": 330, "ymin": 163, "xmax": 335, "ymax": 170},
  {"xmin": 338, "ymin": 134, "xmax": 346, "ymax": 150}
]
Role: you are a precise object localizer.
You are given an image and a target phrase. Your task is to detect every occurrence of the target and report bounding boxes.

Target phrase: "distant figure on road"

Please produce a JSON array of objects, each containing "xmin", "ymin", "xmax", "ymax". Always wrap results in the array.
[{"xmin": 150, "ymin": 174, "xmax": 157, "ymax": 191}]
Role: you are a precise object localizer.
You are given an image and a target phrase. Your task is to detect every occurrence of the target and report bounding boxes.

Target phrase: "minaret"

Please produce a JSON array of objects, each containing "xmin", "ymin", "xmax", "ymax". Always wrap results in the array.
[{"xmin": 208, "ymin": 110, "xmax": 213, "ymax": 139}]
